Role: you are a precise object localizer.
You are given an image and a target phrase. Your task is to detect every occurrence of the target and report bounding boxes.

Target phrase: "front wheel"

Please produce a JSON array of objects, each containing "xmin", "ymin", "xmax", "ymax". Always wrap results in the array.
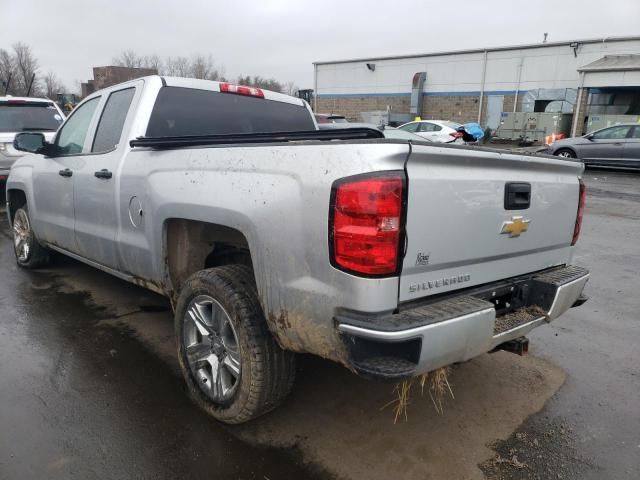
[
  {"xmin": 555, "ymin": 148, "xmax": 576, "ymax": 159},
  {"xmin": 12, "ymin": 207, "xmax": 51, "ymax": 268},
  {"xmin": 175, "ymin": 265, "xmax": 296, "ymax": 424}
]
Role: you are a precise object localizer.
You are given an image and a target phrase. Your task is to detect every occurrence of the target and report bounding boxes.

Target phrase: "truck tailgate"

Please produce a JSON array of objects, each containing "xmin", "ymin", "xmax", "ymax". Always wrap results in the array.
[{"xmin": 399, "ymin": 145, "xmax": 583, "ymax": 303}]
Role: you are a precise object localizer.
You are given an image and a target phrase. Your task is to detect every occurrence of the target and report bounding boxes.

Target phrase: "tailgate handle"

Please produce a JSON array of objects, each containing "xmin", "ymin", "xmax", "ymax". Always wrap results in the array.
[{"xmin": 504, "ymin": 182, "xmax": 531, "ymax": 210}]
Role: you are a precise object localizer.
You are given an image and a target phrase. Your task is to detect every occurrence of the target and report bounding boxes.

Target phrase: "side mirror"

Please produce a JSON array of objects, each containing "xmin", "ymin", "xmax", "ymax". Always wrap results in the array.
[
  {"xmin": 585, "ymin": 134, "xmax": 594, "ymax": 141},
  {"xmin": 13, "ymin": 132, "xmax": 46, "ymax": 153}
]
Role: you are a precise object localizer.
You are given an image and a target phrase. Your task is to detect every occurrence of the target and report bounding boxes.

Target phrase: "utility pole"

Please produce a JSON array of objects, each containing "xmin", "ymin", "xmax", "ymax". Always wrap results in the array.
[
  {"xmin": 3, "ymin": 72, "xmax": 11, "ymax": 95},
  {"xmin": 26, "ymin": 73, "xmax": 36, "ymax": 96}
]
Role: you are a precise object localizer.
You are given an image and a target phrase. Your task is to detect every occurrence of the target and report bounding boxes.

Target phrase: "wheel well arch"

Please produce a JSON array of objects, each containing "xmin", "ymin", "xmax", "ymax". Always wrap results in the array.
[
  {"xmin": 165, "ymin": 218, "xmax": 253, "ymax": 295},
  {"xmin": 7, "ymin": 189, "xmax": 27, "ymax": 222}
]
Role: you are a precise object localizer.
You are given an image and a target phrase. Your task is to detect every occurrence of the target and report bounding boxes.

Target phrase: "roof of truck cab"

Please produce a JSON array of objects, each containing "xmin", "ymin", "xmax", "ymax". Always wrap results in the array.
[{"xmin": 161, "ymin": 76, "xmax": 306, "ymax": 107}]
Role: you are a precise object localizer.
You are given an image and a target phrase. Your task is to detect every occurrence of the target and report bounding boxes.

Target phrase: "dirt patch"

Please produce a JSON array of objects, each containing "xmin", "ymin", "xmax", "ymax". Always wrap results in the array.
[
  {"xmin": 480, "ymin": 416, "xmax": 596, "ymax": 479},
  {"xmin": 50, "ymin": 255, "xmax": 568, "ymax": 480},
  {"xmin": 234, "ymin": 352, "xmax": 565, "ymax": 480}
]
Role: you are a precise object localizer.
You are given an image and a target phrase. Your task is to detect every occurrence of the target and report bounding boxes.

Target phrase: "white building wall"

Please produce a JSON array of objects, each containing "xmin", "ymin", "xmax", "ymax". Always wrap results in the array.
[{"xmin": 316, "ymin": 38, "xmax": 640, "ymax": 96}]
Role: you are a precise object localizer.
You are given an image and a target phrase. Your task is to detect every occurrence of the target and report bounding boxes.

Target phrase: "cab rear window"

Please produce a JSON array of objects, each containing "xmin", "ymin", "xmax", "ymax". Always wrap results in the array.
[{"xmin": 146, "ymin": 86, "xmax": 315, "ymax": 137}]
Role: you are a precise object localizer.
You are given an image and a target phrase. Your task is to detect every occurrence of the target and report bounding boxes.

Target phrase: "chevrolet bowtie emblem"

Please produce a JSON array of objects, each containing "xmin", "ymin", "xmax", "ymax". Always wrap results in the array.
[{"xmin": 500, "ymin": 216, "xmax": 531, "ymax": 237}]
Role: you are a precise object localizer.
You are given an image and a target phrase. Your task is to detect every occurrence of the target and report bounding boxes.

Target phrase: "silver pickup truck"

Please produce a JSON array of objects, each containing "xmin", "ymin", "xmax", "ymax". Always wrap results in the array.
[{"xmin": 7, "ymin": 76, "xmax": 589, "ymax": 424}]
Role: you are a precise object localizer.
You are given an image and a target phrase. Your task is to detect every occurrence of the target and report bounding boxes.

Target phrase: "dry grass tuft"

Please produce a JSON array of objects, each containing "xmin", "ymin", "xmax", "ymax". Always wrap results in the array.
[
  {"xmin": 382, "ymin": 367, "xmax": 455, "ymax": 423},
  {"xmin": 427, "ymin": 367, "xmax": 454, "ymax": 415}
]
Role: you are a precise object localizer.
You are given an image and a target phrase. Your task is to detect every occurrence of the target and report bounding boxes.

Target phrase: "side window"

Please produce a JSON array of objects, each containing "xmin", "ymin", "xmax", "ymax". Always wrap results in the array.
[
  {"xmin": 92, "ymin": 88, "xmax": 135, "ymax": 153},
  {"xmin": 432, "ymin": 124, "xmax": 442, "ymax": 132},
  {"xmin": 55, "ymin": 97, "xmax": 100, "ymax": 155},
  {"xmin": 629, "ymin": 126, "xmax": 640, "ymax": 139},
  {"xmin": 400, "ymin": 123, "xmax": 419, "ymax": 132},
  {"xmin": 592, "ymin": 126, "xmax": 631, "ymax": 140},
  {"xmin": 418, "ymin": 123, "xmax": 435, "ymax": 132}
]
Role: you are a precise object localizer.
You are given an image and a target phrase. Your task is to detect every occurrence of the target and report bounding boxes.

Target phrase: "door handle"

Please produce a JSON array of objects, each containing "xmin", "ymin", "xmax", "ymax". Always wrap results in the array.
[
  {"xmin": 58, "ymin": 168, "xmax": 73, "ymax": 177},
  {"xmin": 94, "ymin": 169, "xmax": 113, "ymax": 179}
]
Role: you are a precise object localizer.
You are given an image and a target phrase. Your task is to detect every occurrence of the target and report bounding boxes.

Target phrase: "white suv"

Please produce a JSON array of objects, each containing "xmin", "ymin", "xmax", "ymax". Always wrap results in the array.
[{"xmin": 0, "ymin": 96, "xmax": 65, "ymax": 180}]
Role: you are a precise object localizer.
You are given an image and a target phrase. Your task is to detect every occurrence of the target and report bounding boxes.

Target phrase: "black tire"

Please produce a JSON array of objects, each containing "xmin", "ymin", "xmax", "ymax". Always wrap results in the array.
[
  {"xmin": 555, "ymin": 148, "xmax": 576, "ymax": 159},
  {"xmin": 12, "ymin": 206, "xmax": 51, "ymax": 269},
  {"xmin": 175, "ymin": 265, "xmax": 296, "ymax": 424}
]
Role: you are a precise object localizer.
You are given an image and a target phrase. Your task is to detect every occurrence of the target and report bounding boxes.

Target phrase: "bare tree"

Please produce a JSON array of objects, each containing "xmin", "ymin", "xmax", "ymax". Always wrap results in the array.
[
  {"xmin": 113, "ymin": 51, "xmax": 161, "ymax": 73},
  {"xmin": 164, "ymin": 56, "xmax": 190, "ymax": 77},
  {"xmin": 12, "ymin": 42, "xmax": 41, "ymax": 96},
  {"xmin": 0, "ymin": 48, "xmax": 15, "ymax": 94},
  {"xmin": 284, "ymin": 81, "xmax": 298, "ymax": 96},
  {"xmin": 110, "ymin": 50, "xmax": 293, "ymax": 92},
  {"xmin": 190, "ymin": 54, "xmax": 212, "ymax": 79},
  {"xmin": 189, "ymin": 54, "xmax": 226, "ymax": 81},
  {"xmin": 237, "ymin": 75, "xmax": 284, "ymax": 93},
  {"xmin": 113, "ymin": 50, "xmax": 143, "ymax": 68},
  {"xmin": 43, "ymin": 71, "xmax": 66, "ymax": 99},
  {"xmin": 143, "ymin": 54, "xmax": 162, "ymax": 73}
]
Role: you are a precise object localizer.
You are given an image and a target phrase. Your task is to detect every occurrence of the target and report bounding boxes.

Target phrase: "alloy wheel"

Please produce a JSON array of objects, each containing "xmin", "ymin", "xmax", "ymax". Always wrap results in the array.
[
  {"xmin": 183, "ymin": 295, "xmax": 242, "ymax": 402},
  {"xmin": 13, "ymin": 209, "xmax": 32, "ymax": 262}
]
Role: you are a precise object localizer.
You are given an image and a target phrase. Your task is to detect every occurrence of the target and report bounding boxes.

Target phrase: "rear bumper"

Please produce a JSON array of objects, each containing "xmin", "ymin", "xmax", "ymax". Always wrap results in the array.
[{"xmin": 337, "ymin": 265, "xmax": 589, "ymax": 380}]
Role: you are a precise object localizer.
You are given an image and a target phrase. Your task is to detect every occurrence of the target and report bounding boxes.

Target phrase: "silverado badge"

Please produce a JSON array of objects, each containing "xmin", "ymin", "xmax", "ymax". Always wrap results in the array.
[{"xmin": 500, "ymin": 216, "xmax": 531, "ymax": 237}]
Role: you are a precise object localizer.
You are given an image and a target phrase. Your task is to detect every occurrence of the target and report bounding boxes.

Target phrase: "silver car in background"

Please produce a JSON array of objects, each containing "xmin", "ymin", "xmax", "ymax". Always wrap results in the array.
[{"xmin": 548, "ymin": 123, "xmax": 640, "ymax": 169}]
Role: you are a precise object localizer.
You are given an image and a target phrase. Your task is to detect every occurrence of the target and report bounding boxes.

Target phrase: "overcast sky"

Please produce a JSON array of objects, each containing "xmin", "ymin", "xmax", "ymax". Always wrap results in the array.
[{"xmin": 2, "ymin": 0, "xmax": 639, "ymax": 92}]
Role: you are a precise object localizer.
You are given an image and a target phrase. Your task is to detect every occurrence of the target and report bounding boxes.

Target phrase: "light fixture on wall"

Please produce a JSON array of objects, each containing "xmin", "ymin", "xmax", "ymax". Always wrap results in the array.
[
  {"xmin": 570, "ymin": 42, "xmax": 579, "ymax": 58},
  {"xmin": 366, "ymin": 63, "xmax": 376, "ymax": 72}
]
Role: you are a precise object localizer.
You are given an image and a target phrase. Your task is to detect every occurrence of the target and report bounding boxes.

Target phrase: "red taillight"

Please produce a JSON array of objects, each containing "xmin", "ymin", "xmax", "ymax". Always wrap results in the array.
[
  {"xmin": 219, "ymin": 82, "xmax": 264, "ymax": 98},
  {"xmin": 449, "ymin": 132, "xmax": 463, "ymax": 138},
  {"xmin": 330, "ymin": 172, "xmax": 405, "ymax": 276},
  {"xmin": 571, "ymin": 178, "xmax": 586, "ymax": 246}
]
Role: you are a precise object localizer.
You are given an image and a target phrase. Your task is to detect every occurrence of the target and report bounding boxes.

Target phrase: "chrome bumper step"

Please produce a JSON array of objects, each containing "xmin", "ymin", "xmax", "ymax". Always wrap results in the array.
[{"xmin": 338, "ymin": 265, "xmax": 590, "ymax": 379}]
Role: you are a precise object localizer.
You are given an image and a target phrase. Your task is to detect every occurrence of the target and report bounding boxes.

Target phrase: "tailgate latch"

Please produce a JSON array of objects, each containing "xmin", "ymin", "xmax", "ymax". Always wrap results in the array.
[{"xmin": 504, "ymin": 182, "xmax": 531, "ymax": 210}]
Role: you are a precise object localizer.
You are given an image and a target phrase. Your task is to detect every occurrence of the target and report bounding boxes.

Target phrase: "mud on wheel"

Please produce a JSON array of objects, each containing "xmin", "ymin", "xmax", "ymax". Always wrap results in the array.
[{"xmin": 174, "ymin": 265, "xmax": 296, "ymax": 424}]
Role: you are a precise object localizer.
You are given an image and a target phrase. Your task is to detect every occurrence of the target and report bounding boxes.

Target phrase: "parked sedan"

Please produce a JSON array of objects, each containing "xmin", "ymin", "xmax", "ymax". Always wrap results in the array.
[
  {"xmin": 397, "ymin": 120, "xmax": 463, "ymax": 143},
  {"xmin": 317, "ymin": 122, "xmax": 432, "ymax": 142},
  {"xmin": 314, "ymin": 113, "xmax": 348, "ymax": 124},
  {"xmin": 548, "ymin": 123, "xmax": 640, "ymax": 169}
]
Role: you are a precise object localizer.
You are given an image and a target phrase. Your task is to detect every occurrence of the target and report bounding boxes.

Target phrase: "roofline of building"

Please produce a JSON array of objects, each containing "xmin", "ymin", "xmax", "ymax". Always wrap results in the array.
[{"xmin": 313, "ymin": 35, "xmax": 640, "ymax": 66}]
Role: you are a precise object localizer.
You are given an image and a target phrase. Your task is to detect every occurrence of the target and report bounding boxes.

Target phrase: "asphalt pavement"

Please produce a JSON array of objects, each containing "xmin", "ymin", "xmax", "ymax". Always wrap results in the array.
[{"xmin": 0, "ymin": 169, "xmax": 638, "ymax": 480}]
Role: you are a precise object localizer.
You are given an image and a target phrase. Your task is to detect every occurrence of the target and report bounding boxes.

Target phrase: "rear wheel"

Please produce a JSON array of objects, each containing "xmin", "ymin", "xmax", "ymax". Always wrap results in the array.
[
  {"xmin": 555, "ymin": 148, "xmax": 576, "ymax": 159},
  {"xmin": 12, "ymin": 207, "xmax": 51, "ymax": 268},
  {"xmin": 175, "ymin": 265, "xmax": 296, "ymax": 424}
]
